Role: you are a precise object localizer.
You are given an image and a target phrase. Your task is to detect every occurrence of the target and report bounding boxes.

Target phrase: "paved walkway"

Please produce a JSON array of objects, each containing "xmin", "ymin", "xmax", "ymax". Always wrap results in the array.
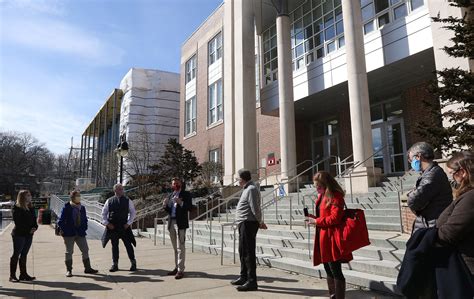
[{"xmin": 0, "ymin": 223, "xmax": 398, "ymax": 298}]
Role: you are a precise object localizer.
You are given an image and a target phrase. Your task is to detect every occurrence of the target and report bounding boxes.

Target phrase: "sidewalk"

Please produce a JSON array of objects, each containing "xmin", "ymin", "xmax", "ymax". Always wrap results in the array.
[{"xmin": 0, "ymin": 223, "xmax": 398, "ymax": 298}]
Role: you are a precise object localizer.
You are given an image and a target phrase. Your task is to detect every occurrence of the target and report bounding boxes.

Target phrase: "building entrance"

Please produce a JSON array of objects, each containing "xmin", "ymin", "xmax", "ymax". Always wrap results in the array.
[{"xmin": 311, "ymin": 119, "xmax": 340, "ymax": 177}]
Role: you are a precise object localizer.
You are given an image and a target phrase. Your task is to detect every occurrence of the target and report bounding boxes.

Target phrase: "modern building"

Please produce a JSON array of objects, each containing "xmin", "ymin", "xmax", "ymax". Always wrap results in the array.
[
  {"xmin": 179, "ymin": 0, "xmax": 472, "ymax": 191},
  {"xmin": 79, "ymin": 68, "xmax": 180, "ymax": 186}
]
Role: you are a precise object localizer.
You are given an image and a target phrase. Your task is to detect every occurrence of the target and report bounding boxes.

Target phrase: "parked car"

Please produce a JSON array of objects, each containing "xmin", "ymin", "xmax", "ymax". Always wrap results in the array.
[{"xmin": 0, "ymin": 201, "xmax": 14, "ymax": 219}]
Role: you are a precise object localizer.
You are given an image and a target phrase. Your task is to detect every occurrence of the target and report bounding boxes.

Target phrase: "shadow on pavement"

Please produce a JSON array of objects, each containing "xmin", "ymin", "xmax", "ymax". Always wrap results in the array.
[
  {"xmin": 75, "ymin": 272, "xmax": 163, "ymax": 283},
  {"xmin": 32, "ymin": 280, "xmax": 112, "ymax": 291},
  {"xmin": 258, "ymin": 285, "xmax": 327, "ymax": 297},
  {"xmin": 129, "ymin": 268, "xmax": 169, "ymax": 276},
  {"xmin": 0, "ymin": 288, "xmax": 77, "ymax": 298}
]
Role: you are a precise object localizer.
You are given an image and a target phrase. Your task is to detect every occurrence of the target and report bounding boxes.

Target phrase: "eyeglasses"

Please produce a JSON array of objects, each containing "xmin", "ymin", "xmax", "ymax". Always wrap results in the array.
[{"xmin": 408, "ymin": 153, "xmax": 420, "ymax": 163}]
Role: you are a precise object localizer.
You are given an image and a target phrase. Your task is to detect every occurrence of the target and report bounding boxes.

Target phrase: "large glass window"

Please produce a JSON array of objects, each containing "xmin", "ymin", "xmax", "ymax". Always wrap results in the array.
[
  {"xmin": 208, "ymin": 32, "xmax": 222, "ymax": 65},
  {"xmin": 185, "ymin": 55, "xmax": 197, "ymax": 83},
  {"xmin": 208, "ymin": 80, "xmax": 223, "ymax": 125},
  {"xmin": 262, "ymin": 25, "xmax": 278, "ymax": 85},
  {"xmin": 185, "ymin": 96, "xmax": 196, "ymax": 136}
]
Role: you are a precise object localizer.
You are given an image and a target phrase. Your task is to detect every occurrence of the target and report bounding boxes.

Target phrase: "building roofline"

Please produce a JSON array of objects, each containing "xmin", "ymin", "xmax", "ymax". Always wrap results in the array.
[{"xmin": 182, "ymin": 1, "xmax": 224, "ymax": 46}]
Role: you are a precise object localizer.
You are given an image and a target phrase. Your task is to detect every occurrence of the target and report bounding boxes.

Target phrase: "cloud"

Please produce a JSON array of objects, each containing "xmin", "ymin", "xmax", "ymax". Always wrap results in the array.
[
  {"xmin": 1, "ymin": 16, "xmax": 125, "ymax": 67},
  {"xmin": 0, "ymin": 0, "xmax": 67, "ymax": 16}
]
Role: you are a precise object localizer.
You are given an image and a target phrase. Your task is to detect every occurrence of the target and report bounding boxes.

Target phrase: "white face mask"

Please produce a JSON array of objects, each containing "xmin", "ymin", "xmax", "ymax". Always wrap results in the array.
[{"xmin": 73, "ymin": 196, "xmax": 81, "ymax": 203}]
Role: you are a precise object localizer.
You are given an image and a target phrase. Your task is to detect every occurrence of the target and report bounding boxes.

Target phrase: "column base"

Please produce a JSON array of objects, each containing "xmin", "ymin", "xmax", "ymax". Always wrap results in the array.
[
  {"xmin": 344, "ymin": 166, "xmax": 382, "ymax": 194},
  {"xmin": 223, "ymin": 175, "xmax": 236, "ymax": 186}
]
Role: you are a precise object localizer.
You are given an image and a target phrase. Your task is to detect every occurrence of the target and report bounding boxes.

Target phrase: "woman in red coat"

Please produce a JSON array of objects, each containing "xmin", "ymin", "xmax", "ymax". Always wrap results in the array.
[{"xmin": 307, "ymin": 171, "xmax": 352, "ymax": 299}]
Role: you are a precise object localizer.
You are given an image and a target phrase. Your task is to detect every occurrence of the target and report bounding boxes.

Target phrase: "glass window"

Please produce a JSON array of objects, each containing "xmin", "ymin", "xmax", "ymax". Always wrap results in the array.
[
  {"xmin": 324, "ymin": 14, "xmax": 334, "ymax": 28},
  {"xmin": 410, "ymin": 0, "xmax": 424, "ymax": 10},
  {"xmin": 334, "ymin": 0, "xmax": 341, "ymax": 7},
  {"xmin": 316, "ymin": 47, "xmax": 325, "ymax": 59},
  {"xmin": 294, "ymin": 7, "xmax": 302, "ymax": 20},
  {"xmin": 313, "ymin": 5, "xmax": 322, "ymax": 19},
  {"xmin": 315, "ymin": 32, "xmax": 324, "ymax": 46},
  {"xmin": 295, "ymin": 31, "xmax": 304, "ymax": 45},
  {"xmin": 305, "ymin": 25, "xmax": 313, "ymax": 39},
  {"xmin": 336, "ymin": 21, "xmax": 344, "ymax": 35},
  {"xmin": 271, "ymin": 48, "xmax": 277, "ymax": 59},
  {"xmin": 306, "ymin": 52, "xmax": 314, "ymax": 65},
  {"xmin": 394, "ymin": 4, "xmax": 408, "ymax": 19},
  {"xmin": 297, "ymin": 57, "xmax": 305, "ymax": 69},
  {"xmin": 335, "ymin": 6, "xmax": 343, "ymax": 22},
  {"xmin": 305, "ymin": 38, "xmax": 314, "ymax": 51},
  {"xmin": 208, "ymin": 32, "xmax": 222, "ymax": 65},
  {"xmin": 208, "ymin": 80, "xmax": 223, "ymax": 125},
  {"xmin": 370, "ymin": 104, "xmax": 383, "ymax": 123},
  {"xmin": 384, "ymin": 100, "xmax": 403, "ymax": 120},
  {"xmin": 338, "ymin": 36, "xmax": 345, "ymax": 47},
  {"xmin": 296, "ymin": 44, "xmax": 305, "ymax": 58},
  {"xmin": 264, "ymin": 52, "xmax": 270, "ymax": 64},
  {"xmin": 361, "ymin": 0, "xmax": 372, "ymax": 7},
  {"xmin": 303, "ymin": 0, "xmax": 311, "ymax": 13},
  {"xmin": 325, "ymin": 26, "xmax": 335, "ymax": 40},
  {"xmin": 185, "ymin": 55, "xmax": 197, "ymax": 83},
  {"xmin": 390, "ymin": 0, "xmax": 401, "ymax": 4},
  {"xmin": 303, "ymin": 13, "xmax": 312, "ymax": 27},
  {"xmin": 362, "ymin": 3, "xmax": 374, "ymax": 22},
  {"xmin": 271, "ymin": 59, "xmax": 278, "ymax": 70},
  {"xmin": 294, "ymin": 19, "xmax": 303, "ymax": 33},
  {"xmin": 375, "ymin": 0, "xmax": 389, "ymax": 13},
  {"xmin": 378, "ymin": 12, "xmax": 390, "ymax": 27},
  {"xmin": 312, "ymin": 122, "xmax": 325, "ymax": 138},
  {"xmin": 327, "ymin": 41, "xmax": 336, "ymax": 53},
  {"xmin": 323, "ymin": 0, "xmax": 333, "ymax": 14},
  {"xmin": 364, "ymin": 21, "xmax": 375, "ymax": 34},
  {"xmin": 314, "ymin": 18, "xmax": 324, "ymax": 32},
  {"xmin": 185, "ymin": 96, "xmax": 196, "ymax": 135}
]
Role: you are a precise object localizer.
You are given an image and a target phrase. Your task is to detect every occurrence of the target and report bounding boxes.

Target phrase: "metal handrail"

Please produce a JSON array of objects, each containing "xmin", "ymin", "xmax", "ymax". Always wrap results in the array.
[{"xmin": 337, "ymin": 145, "xmax": 388, "ymax": 179}]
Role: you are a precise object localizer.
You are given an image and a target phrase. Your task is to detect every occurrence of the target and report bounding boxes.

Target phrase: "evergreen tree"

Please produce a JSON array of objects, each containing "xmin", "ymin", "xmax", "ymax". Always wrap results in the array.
[{"xmin": 417, "ymin": 1, "xmax": 473, "ymax": 151}]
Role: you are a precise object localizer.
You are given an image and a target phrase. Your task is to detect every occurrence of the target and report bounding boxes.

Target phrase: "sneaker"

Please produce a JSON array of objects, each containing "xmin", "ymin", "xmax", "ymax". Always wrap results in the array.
[
  {"xmin": 175, "ymin": 271, "xmax": 184, "ymax": 279},
  {"xmin": 230, "ymin": 277, "xmax": 247, "ymax": 286},
  {"xmin": 9, "ymin": 276, "xmax": 19, "ymax": 282},
  {"xmin": 167, "ymin": 268, "xmax": 178, "ymax": 276},
  {"xmin": 66, "ymin": 270, "xmax": 73, "ymax": 277},
  {"xmin": 236, "ymin": 282, "xmax": 258, "ymax": 292}
]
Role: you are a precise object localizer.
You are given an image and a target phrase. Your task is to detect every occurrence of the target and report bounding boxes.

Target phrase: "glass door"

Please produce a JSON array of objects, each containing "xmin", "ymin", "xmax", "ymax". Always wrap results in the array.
[{"xmin": 371, "ymin": 119, "xmax": 407, "ymax": 174}]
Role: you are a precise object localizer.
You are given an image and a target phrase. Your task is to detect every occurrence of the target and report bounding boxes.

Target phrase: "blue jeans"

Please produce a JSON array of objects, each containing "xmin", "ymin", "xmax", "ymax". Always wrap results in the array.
[{"xmin": 11, "ymin": 235, "xmax": 33, "ymax": 259}]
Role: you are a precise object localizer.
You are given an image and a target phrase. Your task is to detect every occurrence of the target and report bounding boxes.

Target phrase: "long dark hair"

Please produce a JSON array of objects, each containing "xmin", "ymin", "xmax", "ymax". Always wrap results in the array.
[
  {"xmin": 313, "ymin": 171, "xmax": 345, "ymax": 207},
  {"xmin": 447, "ymin": 151, "xmax": 473, "ymax": 198}
]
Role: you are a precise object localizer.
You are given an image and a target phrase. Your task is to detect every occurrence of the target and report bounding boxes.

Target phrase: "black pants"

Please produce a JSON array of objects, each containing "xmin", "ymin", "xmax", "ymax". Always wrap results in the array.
[
  {"xmin": 323, "ymin": 261, "xmax": 344, "ymax": 280},
  {"xmin": 11, "ymin": 235, "xmax": 33, "ymax": 259},
  {"xmin": 111, "ymin": 233, "xmax": 135, "ymax": 263},
  {"xmin": 238, "ymin": 221, "xmax": 259, "ymax": 284}
]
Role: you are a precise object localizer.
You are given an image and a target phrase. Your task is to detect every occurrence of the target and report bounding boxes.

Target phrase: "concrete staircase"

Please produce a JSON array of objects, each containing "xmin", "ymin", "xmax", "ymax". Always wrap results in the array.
[{"xmin": 139, "ymin": 172, "xmax": 420, "ymax": 295}]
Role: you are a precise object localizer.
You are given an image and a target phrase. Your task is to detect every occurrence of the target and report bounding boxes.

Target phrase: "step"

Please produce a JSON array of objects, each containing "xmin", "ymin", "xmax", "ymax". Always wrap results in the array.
[{"xmin": 346, "ymin": 202, "xmax": 400, "ymax": 209}]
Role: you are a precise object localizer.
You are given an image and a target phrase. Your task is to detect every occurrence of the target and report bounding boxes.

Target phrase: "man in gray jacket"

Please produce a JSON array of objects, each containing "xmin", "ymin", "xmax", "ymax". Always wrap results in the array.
[
  {"xmin": 407, "ymin": 142, "xmax": 452, "ymax": 233},
  {"xmin": 231, "ymin": 169, "xmax": 267, "ymax": 292}
]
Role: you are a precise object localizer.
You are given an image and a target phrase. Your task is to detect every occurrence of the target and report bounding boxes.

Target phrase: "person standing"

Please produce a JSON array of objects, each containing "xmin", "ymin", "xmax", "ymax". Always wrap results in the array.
[
  {"xmin": 230, "ymin": 169, "xmax": 267, "ymax": 292},
  {"xmin": 407, "ymin": 142, "xmax": 452, "ymax": 233},
  {"xmin": 9, "ymin": 190, "xmax": 37, "ymax": 282},
  {"xmin": 437, "ymin": 151, "xmax": 474, "ymax": 281},
  {"xmin": 57, "ymin": 190, "xmax": 98, "ymax": 277},
  {"xmin": 163, "ymin": 177, "xmax": 192, "ymax": 279},
  {"xmin": 101, "ymin": 183, "xmax": 137, "ymax": 272},
  {"xmin": 306, "ymin": 171, "xmax": 353, "ymax": 299}
]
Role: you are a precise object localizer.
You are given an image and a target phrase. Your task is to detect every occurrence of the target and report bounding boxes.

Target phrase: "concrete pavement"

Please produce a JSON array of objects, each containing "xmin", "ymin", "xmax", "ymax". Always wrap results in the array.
[{"xmin": 0, "ymin": 222, "xmax": 398, "ymax": 298}]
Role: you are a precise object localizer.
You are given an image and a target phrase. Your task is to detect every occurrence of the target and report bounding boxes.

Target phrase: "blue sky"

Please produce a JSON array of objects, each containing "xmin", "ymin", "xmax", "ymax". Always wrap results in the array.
[{"xmin": 0, "ymin": 0, "xmax": 222, "ymax": 154}]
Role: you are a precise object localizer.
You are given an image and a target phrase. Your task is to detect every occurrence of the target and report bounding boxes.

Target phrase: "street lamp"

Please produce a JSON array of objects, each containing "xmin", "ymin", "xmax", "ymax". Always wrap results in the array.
[{"xmin": 116, "ymin": 134, "xmax": 129, "ymax": 184}]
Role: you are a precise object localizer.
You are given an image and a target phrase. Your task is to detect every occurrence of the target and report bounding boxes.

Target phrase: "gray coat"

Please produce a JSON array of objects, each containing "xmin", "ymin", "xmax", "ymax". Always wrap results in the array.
[
  {"xmin": 407, "ymin": 162, "xmax": 452, "ymax": 232},
  {"xmin": 437, "ymin": 188, "xmax": 474, "ymax": 275},
  {"xmin": 235, "ymin": 181, "xmax": 262, "ymax": 225}
]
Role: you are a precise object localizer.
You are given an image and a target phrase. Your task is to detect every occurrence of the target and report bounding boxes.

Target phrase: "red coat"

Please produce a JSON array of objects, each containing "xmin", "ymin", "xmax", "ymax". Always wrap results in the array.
[{"xmin": 309, "ymin": 192, "xmax": 353, "ymax": 266}]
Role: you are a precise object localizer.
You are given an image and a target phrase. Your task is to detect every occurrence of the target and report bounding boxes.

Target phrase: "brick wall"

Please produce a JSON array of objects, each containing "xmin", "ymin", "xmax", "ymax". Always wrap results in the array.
[
  {"xmin": 401, "ymin": 205, "xmax": 416, "ymax": 234},
  {"xmin": 339, "ymin": 101, "xmax": 353, "ymax": 161},
  {"xmin": 256, "ymin": 107, "xmax": 281, "ymax": 179}
]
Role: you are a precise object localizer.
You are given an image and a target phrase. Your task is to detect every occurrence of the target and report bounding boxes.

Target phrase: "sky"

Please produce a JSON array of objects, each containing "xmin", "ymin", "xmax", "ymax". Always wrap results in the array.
[{"xmin": 0, "ymin": 0, "xmax": 222, "ymax": 154}]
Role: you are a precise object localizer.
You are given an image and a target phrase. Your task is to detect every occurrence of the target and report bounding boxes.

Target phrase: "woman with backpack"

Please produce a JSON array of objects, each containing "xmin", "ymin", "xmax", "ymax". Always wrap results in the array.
[{"xmin": 57, "ymin": 190, "xmax": 98, "ymax": 277}]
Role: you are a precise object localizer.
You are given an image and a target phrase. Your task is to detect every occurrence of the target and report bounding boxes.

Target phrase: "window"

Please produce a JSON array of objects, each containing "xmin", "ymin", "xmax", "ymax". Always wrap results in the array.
[
  {"xmin": 394, "ymin": 4, "xmax": 407, "ymax": 19},
  {"xmin": 185, "ymin": 55, "xmax": 197, "ymax": 83},
  {"xmin": 208, "ymin": 80, "xmax": 223, "ymax": 125},
  {"xmin": 262, "ymin": 25, "xmax": 278, "ymax": 85},
  {"xmin": 410, "ymin": 0, "xmax": 424, "ymax": 10},
  {"xmin": 208, "ymin": 32, "xmax": 222, "ymax": 65},
  {"xmin": 185, "ymin": 96, "xmax": 196, "ymax": 136},
  {"xmin": 209, "ymin": 148, "xmax": 221, "ymax": 183}
]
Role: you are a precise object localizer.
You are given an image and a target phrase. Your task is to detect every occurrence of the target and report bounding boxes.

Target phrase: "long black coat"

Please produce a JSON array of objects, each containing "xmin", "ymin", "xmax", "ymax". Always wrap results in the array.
[{"xmin": 101, "ymin": 226, "xmax": 136, "ymax": 248}]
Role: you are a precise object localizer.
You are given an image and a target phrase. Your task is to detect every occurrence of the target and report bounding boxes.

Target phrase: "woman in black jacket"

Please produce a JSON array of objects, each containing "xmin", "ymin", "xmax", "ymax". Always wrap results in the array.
[{"xmin": 9, "ymin": 190, "xmax": 38, "ymax": 282}]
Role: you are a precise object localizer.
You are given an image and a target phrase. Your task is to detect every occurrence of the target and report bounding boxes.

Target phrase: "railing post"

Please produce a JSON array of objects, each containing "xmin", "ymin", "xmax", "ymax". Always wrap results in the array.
[
  {"xmin": 218, "ymin": 200, "xmax": 221, "ymax": 223},
  {"xmin": 296, "ymin": 176, "xmax": 300, "ymax": 205},
  {"xmin": 154, "ymin": 217, "xmax": 157, "ymax": 246},
  {"xmin": 290, "ymin": 195, "xmax": 293, "ymax": 230},
  {"xmin": 210, "ymin": 216, "xmax": 213, "ymax": 245},
  {"xmin": 397, "ymin": 191, "xmax": 403, "ymax": 232},
  {"xmin": 275, "ymin": 192, "xmax": 278, "ymax": 221},
  {"xmin": 226, "ymin": 201, "xmax": 229, "ymax": 222},
  {"xmin": 349, "ymin": 172, "xmax": 353, "ymax": 202},
  {"xmin": 206, "ymin": 200, "xmax": 209, "ymax": 222},
  {"xmin": 192, "ymin": 220, "xmax": 194, "ymax": 253},
  {"xmin": 162, "ymin": 220, "xmax": 166, "ymax": 245},
  {"xmin": 307, "ymin": 223, "xmax": 311, "ymax": 260},
  {"xmin": 221, "ymin": 225, "xmax": 224, "ymax": 265}
]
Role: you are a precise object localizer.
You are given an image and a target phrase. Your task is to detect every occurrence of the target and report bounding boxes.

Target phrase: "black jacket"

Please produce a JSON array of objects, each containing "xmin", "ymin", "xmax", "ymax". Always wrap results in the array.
[
  {"xmin": 165, "ymin": 190, "xmax": 192, "ymax": 230},
  {"xmin": 397, "ymin": 227, "xmax": 474, "ymax": 299},
  {"xmin": 11, "ymin": 205, "xmax": 38, "ymax": 237},
  {"xmin": 407, "ymin": 162, "xmax": 452, "ymax": 232}
]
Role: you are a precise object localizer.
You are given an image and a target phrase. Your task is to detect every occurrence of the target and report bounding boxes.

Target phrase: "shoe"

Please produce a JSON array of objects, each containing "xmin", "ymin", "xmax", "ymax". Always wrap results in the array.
[
  {"xmin": 18, "ymin": 274, "xmax": 36, "ymax": 281},
  {"xmin": 66, "ymin": 270, "xmax": 73, "ymax": 277},
  {"xmin": 83, "ymin": 258, "xmax": 98, "ymax": 274},
  {"xmin": 230, "ymin": 277, "xmax": 247, "ymax": 286},
  {"xmin": 109, "ymin": 264, "xmax": 119, "ymax": 272},
  {"xmin": 129, "ymin": 259, "xmax": 137, "ymax": 271},
  {"xmin": 19, "ymin": 257, "xmax": 36, "ymax": 281},
  {"xmin": 167, "ymin": 268, "xmax": 178, "ymax": 276},
  {"xmin": 9, "ymin": 276, "xmax": 19, "ymax": 282},
  {"xmin": 236, "ymin": 282, "xmax": 258, "ymax": 292},
  {"xmin": 175, "ymin": 271, "xmax": 184, "ymax": 279}
]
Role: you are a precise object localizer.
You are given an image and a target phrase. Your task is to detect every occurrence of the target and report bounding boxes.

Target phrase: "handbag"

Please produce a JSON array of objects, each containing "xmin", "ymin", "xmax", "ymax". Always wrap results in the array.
[
  {"xmin": 54, "ymin": 223, "xmax": 62, "ymax": 236},
  {"xmin": 335, "ymin": 203, "xmax": 370, "ymax": 255}
]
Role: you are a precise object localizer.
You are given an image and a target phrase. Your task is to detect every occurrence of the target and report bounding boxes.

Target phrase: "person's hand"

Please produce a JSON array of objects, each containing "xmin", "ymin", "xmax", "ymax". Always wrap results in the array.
[
  {"xmin": 163, "ymin": 198, "xmax": 169, "ymax": 207},
  {"xmin": 123, "ymin": 224, "xmax": 130, "ymax": 230},
  {"xmin": 305, "ymin": 218, "xmax": 317, "ymax": 226},
  {"xmin": 107, "ymin": 223, "xmax": 115, "ymax": 230},
  {"xmin": 30, "ymin": 228, "xmax": 37, "ymax": 234},
  {"xmin": 259, "ymin": 223, "xmax": 268, "ymax": 230},
  {"xmin": 175, "ymin": 197, "xmax": 183, "ymax": 205}
]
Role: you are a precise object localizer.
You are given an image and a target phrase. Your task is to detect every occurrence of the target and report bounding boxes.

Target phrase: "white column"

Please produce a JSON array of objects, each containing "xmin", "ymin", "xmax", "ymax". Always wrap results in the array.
[
  {"xmin": 341, "ymin": 0, "xmax": 377, "ymax": 191},
  {"xmin": 276, "ymin": 7, "xmax": 297, "ymax": 188},
  {"xmin": 233, "ymin": 0, "xmax": 258, "ymax": 177},
  {"xmin": 223, "ymin": 0, "xmax": 235, "ymax": 184}
]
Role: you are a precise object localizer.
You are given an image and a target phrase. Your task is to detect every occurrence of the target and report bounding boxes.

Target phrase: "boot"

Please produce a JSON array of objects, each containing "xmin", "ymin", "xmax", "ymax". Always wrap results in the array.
[
  {"xmin": 9, "ymin": 256, "xmax": 19, "ymax": 282},
  {"xmin": 327, "ymin": 277, "xmax": 336, "ymax": 298},
  {"xmin": 18, "ymin": 256, "xmax": 36, "ymax": 281},
  {"xmin": 129, "ymin": 259, "xmax": 137, "ymax": 271},
  {"xmin": 83, "ymin": 258, "xmax": 98, "ymax": 274},
  {"xmin": 65, "ymin": 259, "xmax": 73, "ymax": 277},
  {"xmin": 334, "ymin": 279, "xmax": 346, "ymax": 299},
  {"xmin": 109, "ymin": 262, "xmax": 118, "ymax": 272}
]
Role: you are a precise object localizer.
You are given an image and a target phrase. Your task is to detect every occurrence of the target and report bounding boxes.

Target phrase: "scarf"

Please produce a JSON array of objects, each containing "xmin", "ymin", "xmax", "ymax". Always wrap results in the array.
[{"xmin": 70, "ymin": 201, "xmax": 82, "ymax": 227}]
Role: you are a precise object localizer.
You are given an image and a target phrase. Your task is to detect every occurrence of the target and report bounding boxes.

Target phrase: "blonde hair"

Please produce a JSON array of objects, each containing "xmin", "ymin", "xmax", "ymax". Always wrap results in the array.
[
  {"xmin": 313, "ymin": 171, "xmax": 345, "ymax": 207},
  {"xmin": 16, "ymin": 190, "xmax": 31, "ymax": 210},
  {"xmin": 447, "ymin": 151, "xmax": 474, "ymax": 198}
]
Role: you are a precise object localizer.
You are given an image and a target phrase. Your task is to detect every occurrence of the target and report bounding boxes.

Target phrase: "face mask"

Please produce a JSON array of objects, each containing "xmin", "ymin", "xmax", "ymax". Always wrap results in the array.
[
  {"xmin": 172, "ymin": 184, "xmax": 181, "ymax": 191},
  {"xmin": 411, "ymin": 159, "xmax": 422, "ymax": 172},
  {"xmin": 73, "ymin": 196, "xmax": 81, "ymax": 203},
  {"xmin": 316, "ymin": 186, "xmax": 326, "ymax": 194}
]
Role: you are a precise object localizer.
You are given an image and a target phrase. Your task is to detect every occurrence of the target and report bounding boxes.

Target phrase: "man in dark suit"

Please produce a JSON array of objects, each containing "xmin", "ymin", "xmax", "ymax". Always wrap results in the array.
[{"xmin": 163, "ymin": 177, "xmax": 192, "ymax": 279}]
